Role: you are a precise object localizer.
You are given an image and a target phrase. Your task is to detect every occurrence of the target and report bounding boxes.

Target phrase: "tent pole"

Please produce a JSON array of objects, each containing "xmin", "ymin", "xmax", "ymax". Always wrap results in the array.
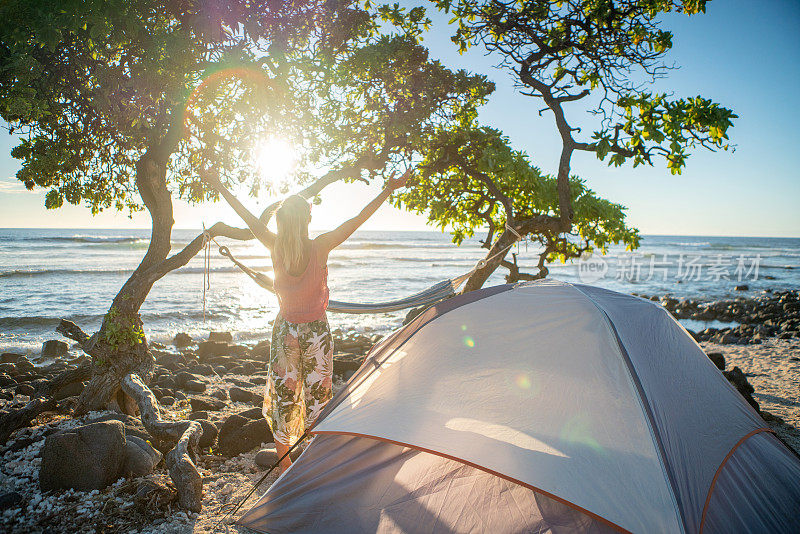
[{"xmin": 212, "ymin": 429, "xmax": 311, "ymax": 531}]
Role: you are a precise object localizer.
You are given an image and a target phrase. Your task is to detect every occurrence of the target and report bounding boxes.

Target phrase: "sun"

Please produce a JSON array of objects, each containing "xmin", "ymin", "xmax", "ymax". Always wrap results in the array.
[{"xmin": 252, "ymin": 137, "xmax": 297, "ymax": 184}]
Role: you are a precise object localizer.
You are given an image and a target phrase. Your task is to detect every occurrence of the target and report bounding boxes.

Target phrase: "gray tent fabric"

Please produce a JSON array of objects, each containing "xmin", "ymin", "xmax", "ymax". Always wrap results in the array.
[
  {"xmin": 239, "ymin": 433, "xmax": 618, "ymax": 534},
  {"xmin": 239, "ymin": 280, "xmax": 800, "ymax": 533}
]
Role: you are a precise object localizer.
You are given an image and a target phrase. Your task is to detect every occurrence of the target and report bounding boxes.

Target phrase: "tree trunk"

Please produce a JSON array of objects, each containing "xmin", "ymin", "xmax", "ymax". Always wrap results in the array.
[
  {"xmin": 73, "ymin": 151, "xmax": 173, "ymax": 415},
  {"xmin": 462, "ymin": 228, "xmax": 518, "ymax": 292}
]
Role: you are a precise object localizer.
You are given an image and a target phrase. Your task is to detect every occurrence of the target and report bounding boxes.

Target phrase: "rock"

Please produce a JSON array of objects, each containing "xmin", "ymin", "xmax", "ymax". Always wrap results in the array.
[
  {"xmin": 197, "ymin": 419, "xmax": 218, "ymax": 449},
  {"xmin": 39, "ymin": 421, "xmax": 126, "ymax": 491},
  {"xmin": 41, "ymin": 340, "xmax": 69, "ymax": 358},
  {"xmin": 0, "ymin": 491, "xmax": 23, "ymax": 511},
  {"xmin": 14, "ymin": 357, "xmax": 35, "ymax": 373},
  {"xmin": 404, "ymin": 305, "xmax": 428, "ymax": 325},
  {"xmin": 230, "ymin": 387, "xmax": 258, "ymax": 403},
  {"xmin": 734, "ymin": 285, "xmax": 749, "ymax": 291},
  {"xmin": 191, "ymin": 364, "xmax": 215, "ymax": 376},
  {"xmin": 174, "ymin": 390, "xmax": 187, "ymax": 400},
  {"xmin": 14, "ymin": 383, "xmax": 36, "ymax": 396},
  {"xmin": 210, "ymin": 388, "xmax": 228, "ymax": 400},
  {"xmin": 333, "ymin": 353, "xmax": 364, "ymax": 375},
  {"xmin": 717, "ymin": 332, "xmax": 741, "ymax": 345},
  {"xmin": 156, "ymin": 375, "xmax": 177, "ymax": 389},
  {"xmin": 239, "ymin": 407, "xmax": 265, "ymax": 420},
  {"xmin": 189, "ymin": 395, "xmax": 226, "ymax": 412},
  {"xmin": 175, "ymin": 371, "xmax": 199, "ymax": 388},
  {"xmin": 160, "ymin": 396, "xmax": 175, "ymax": 406},
  {"xmin": 173, "ymin": 332, "xmax": 193, "ymax": 347},
  {"xmin": 723, "ymin": 366, "xmax": 760, "ymax": 412},
  {"xmin": 54, "ymin": 380, "xmax": 85, "ymax": 400},
  {"xmin": 218, "ymin": 414, "xmax": 272, "ymax": 457},
  {"xmin": 0, "ymin": 362, "xmax": 16, "ymax": 375},
  {"xmin": 707, "ymin": 352, "xmax": 725, "ymax": 371},
  {"xmin": 184, "ymin": 379, "xmax": 207, "ymax": 393},
  {"xmin": 123, "ymin": 436, "xmax": 163, "ymax": 477},
  {"xmin": 0, "ymin": 373, "xmax": 16, "ymax": 387},
  {"xmin": 250, "ymin": 340, "xmax": 270, "ymax": 360},
  {"xmin": 254, "ymin": 448, "xmax": 279, "ymax": 468},
  {"xmin": 1, "ymin": 353, "xmax": 24, "ymax": 364},
  {"xmin": 189, "ymin": 411, "xmax": 209, "ymax": 420},
  {"xmin": 209, "ymin": 331, "xmax": 233, "ymax": 343},
  {"xmin": 198, "ymin": 341, "xmax": 230, "ymax": 359}
]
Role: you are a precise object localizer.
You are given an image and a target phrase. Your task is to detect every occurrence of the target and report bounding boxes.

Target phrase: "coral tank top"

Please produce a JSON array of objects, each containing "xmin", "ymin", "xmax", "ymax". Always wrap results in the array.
[{"xmin": 272, "ymin": 240, "xmax": 329, "ymax": 324}]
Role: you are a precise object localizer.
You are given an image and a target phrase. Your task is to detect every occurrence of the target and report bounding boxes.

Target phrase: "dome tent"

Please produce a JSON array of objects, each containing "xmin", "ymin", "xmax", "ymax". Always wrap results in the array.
[{"xmin": 238, "ymin": 280, "xmax": 800, "ymax": 533}]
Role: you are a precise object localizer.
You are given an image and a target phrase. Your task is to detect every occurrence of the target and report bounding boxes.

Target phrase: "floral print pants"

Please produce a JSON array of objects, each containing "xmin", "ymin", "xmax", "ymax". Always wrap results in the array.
[{"xmin": 263, "ymin": 314, "xmax": 334, "ymax": 446}]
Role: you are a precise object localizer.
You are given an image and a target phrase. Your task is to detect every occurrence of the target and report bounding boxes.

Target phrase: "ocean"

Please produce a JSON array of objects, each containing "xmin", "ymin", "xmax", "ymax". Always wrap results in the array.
[{"xmin": 1, "ymin": 228, "xmax": 799, "ymax": 356}]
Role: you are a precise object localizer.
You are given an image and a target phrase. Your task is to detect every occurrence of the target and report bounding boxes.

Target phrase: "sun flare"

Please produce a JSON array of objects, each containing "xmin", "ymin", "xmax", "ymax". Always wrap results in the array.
[{"xmin": 253, "ymin": 137, "xmax": 297, "ymax": 184}]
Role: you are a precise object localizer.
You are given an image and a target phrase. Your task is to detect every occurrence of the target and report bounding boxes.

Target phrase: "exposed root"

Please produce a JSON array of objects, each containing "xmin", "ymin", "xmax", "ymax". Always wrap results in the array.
[{"xmin": 121, "ymin": 373, "xmax": 203, "ymax": 511}]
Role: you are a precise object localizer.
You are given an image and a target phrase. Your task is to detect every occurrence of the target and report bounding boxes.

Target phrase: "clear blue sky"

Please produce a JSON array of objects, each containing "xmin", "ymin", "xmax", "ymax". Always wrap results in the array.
[{"xmin": 0, "ymin": 0, "xmax": 798, "ymax": 236}]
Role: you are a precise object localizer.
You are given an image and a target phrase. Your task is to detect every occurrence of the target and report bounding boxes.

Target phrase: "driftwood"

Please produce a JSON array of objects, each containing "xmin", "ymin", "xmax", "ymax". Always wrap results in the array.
[
  {"xmin": 121, "ymin": 373, "xmax": 203, "ymax": 511},
  {"xmin": 0, "ymin": 396, "xmax": 57, "ymax": 444}
]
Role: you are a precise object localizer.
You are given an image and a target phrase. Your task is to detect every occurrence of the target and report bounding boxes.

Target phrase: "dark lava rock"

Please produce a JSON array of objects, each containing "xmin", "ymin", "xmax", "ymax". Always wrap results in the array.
[
  {"xmin": 123, "ymin": 436, "xmax": 162, "ymax": 477},
  {"xmin": 209, "ymin": 389, "xmax": 228, "ymax": 401},
  {"xmin": 14, "ymin": 383, "xmax": 36, "ymax": 396},
  {"xmin": 707, "ymin": 352, "xmax": 725, "ymax": 370},
  {"xmin": 54, "ymin": 381, "xmax": 85, "ymax": 400},
  {"xmin": 160, "ymin": 396, "xmax": 175, "ymax": 406},
  {"xmin": 334, "ymin": 353, "xmax": 364, "ymax": 375},
  {"xmin": 239, "ymin": 407, "xmax": 265, "ymax": 420},
  {"xmin": 191, "ymin": 364, "xmax": 215, "ymax": 376},
  {"xmin": 217, "ymin": 414, "xmax": 272, "ymax": 457},
  {"xmin": 734, "ymin": 285, "xmax": 749, "ymax": 291},
  {"xmin": 229, "ymin": 387, "xmax": 258, "ymax": 403},
  {"xmin": 184, "ymin": 379, "xmax": 207, "ymax": 393},
  {"xmin": 175, "ymin": 371, "xmax": 199, "ymax": 389},
  {"xmin": 0, "ymin": 491, "xmax": 23, "ymax": 511},
  {"xmin": 254, "ymin": 448, "xmax": 278, "ymax": 468},
  {"xmin": 249, "ymin": 340, "xmax": 270, "ymax": 361},
  {"xmin": 209, "ymin": 331, "xmax": 233, "ymax": 343},
  {"xmin": 188, "ymin": 411, "xmax": 209, "ymax": 421},
  {"xmin": 198, "ymin": 341, "xmax": 230, "ymax": 360},
  {"xmin": 723, "ymin": 366, "xmax": 760, "ymax": 412},
  {"xmin": 0, "ymin": 374, "xmax": 17, "ymax": 387},
  {"xmin": 1, "ymin": 353, "xmax": 24, "ymax": 364},
  {"xmin": 228, "ymin": 378, "xmax": 255, "ymax": 388},
  {"xmin": 156, "ymin": 375, "xmax": 177, "ymax": 389},
  {"xmin": 14, "ymin": 357, "xmax": 35, "ymax": 373},
  {"xmin": 39, "ymin": 421, "xmax": 125, "ymax": 491},
  {"xmin": 174, "ymin": 390, "xmax": 187, "ymax": 400},
  {"xmin": 197, "ymin": 419, "xmax": 218, "ymax": 449},
  {"xmin": 41, "ymin": 340, "xmax": 69, "ymax": 358},
  {"xmin": 0, "ymin": 362, "xmax": 16, "ymax": 375},
  {"xmin": 174, "ymin": 332, "xmax": 193, "ymax": 347},
  {"xmin": 189, "ymin": 395, "xmax": 226, "ymax": 412}
]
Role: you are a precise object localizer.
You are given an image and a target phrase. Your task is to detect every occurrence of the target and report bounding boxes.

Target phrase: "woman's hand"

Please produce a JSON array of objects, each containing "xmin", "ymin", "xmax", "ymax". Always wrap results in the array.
[{"xmin": 386, "ymin": 168, "xmax": 413, "ymax": 192}]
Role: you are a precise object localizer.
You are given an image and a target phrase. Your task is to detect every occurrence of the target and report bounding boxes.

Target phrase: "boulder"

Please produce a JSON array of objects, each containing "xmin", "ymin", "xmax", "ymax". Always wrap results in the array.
[
  {"xmin": 173, "ymin": 332, "xmax": 193, "ymax": 347},
  {"xmin": 175, "ymin": 371, "xmax": 199, "ymax": 388},
  {"xmin": 1, "ymin": 353, "xmax": 24, "ymax": 364},
  {"xmin": 229, "ymin": 387, "xmax": 258, "ymax": 403},
  {"xmin": 189, "ymin": 395, "xmax": 226, "ymax": 412},
  {"xmin": 160, "ymin": 396, "xmax": 175, "ymax": 406},
  {"xmin": 184, "ymin": 379, "xmax": 207, "ymax": 393},
  {"xmin": 41, "ymin": 340, "xmax": 69, "ymax": 358},
  {"xmin": 249, "ymin": 340, "xmax": 270, "ymax": 360},
  {"xmin": 239, "ymin": 407, "xmax": 265, "ymax": 420},
  {"xmin": 0, "ymin": 373, "xmax": 16, "ymax": 387},
  {"xmin": 707, "ymin": 352, "xmax": 725, "ymax": 371},
  {"xmin": 123, "ymin": 436, "xmax": 163, "ymax": 477},
  {"xmin": 54, "ymin": 381, "xmax": 85, "ymax": 400},
  {"xmin": 0, "ymin": 362, "xmax": 16, "ymax": 375},
  {"xmin": 14, "ymin": 383, "xmax": 36, "ymax": 396},
  {"xmin": 254, "ymin": 447, "xmax": 279, "ymax": 468},
  {"xmin": 197, "ymin": 419, "xmax": 218, "ymax": 449},
  {"xmin": 723, "ymin": 366, "xmax": 760, "ymax": 412},
  {"xmin": 198, "ymin": 341, "xmax": 230, "ymax": 360},
  {"xmin": 333, "ymin": 353, "xmax": 364, "ymax": 376},
  {"xmin": 210, "ymin": 389, "xmax": 228, "ymax": 401},
  {"xmin": 218, "ymin": 414, "xmax": 272, "ymax": 457},
  {"xmin": 209, "ymin": 331, "xmax": 233, "ymax": 343},
  {"xmin": 14, "ymin": 357, "xmax": 35, "ymax": 373},
  {"xmin": 734, "ymin": 285, "xmax": 749, "ymax": 291},
  {"xmin": 189, "ymin": 411, "xmax": 209, "ymax": 421},
  {"xmin": 39, "ymin": 421, "xmax": 126, "ymax": 491}
]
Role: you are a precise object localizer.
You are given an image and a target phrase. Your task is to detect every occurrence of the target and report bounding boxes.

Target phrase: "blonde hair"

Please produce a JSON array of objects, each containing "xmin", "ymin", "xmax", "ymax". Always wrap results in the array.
[{"xmin": 275, "ymin": 195, "xmax": 311, "ymax": 273}]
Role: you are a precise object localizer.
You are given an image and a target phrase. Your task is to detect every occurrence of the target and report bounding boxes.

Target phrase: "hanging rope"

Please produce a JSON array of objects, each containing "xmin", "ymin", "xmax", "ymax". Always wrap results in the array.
[{"xmin": 202, "ymin": 225, "xmax": 212, "ymax": 323}]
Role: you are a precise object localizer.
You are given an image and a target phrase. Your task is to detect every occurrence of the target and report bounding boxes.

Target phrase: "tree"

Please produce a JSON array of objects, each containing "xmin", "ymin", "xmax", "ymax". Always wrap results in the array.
[
  {"xmin": 0, "ymin": 0, "xmax": 490, "ymax": 509},
  {"xmin": 399, "ymin": 123, "xmax": 639, "ymax": 288},
  {"xmin": 429, "ymin": 0, "xmax": 736, "ymax": 288}
]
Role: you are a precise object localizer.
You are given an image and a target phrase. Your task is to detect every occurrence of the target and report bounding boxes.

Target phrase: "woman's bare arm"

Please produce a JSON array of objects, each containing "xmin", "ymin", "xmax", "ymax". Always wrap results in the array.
[
  {"xmin": 315, "ymin": 169, "xmax": 411, "ymax": 252},
  {"xmin": 201, "ymin": 171, "xmax": 276, "ymax": 248}
]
